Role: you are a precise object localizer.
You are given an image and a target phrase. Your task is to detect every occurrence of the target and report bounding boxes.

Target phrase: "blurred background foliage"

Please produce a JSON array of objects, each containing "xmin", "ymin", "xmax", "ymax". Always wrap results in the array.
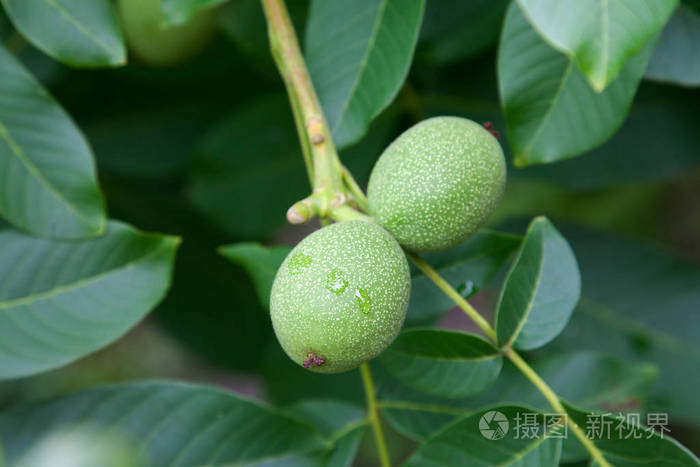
[{"xmin": 0, "ymin": 0, "xmax": 698, "ymax": 463}]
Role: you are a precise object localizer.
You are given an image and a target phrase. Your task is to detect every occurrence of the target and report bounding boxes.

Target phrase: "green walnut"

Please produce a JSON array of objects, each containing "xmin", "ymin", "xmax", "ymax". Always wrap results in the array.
[
  {"xmin": 270, "ymin": 220, "xmax": 410, "ymax": 373},
  {"xmin": 118, "ymin": 0, "xmax": 217, "ymax": 66},
  {"xmin": 367, "ymin": 116, "xmax": 506, "ymax": 252}
]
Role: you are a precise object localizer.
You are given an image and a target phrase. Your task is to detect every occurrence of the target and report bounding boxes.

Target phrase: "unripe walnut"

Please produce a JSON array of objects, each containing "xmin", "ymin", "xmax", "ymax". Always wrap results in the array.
[
  {"xmin": 118, "ymin": 0, "xmax": 216, "ymax": 66},
  {"xmin": 270, "ymin": 221, "xmax": 410, "ymax": 373},
  {"xmin": 368, "ymin": 117, "xmax": 506, "ymax": 252}
]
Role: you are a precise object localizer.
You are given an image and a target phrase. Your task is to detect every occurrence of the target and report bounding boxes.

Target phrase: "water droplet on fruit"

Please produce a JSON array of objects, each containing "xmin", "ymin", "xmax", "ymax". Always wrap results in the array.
[
  {"xmin": 325, "ymin": 270, "xmax": 348, "ymax": 295},
  {"xmin": 457, "ymin": 280, "xmax": 477, "ymax": 298},
  {"xmin": 355, "ymin": 288, "xmax": 371, "ymax": 314},
  {"xmin": 288, "ymin": 253, "xmax": 312, "ymax": 275}
]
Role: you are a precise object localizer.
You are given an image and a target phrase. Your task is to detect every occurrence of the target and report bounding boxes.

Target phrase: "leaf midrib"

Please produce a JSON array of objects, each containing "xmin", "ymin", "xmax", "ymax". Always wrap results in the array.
[
  {"xmin": 0, "ymin": 122, "xmax": 98, "ymax": 231},
  {"xmin": 599, "ymin": 0, "xmax": 610, "ymax": 87},
  {"xmin": 0, "ymin": 239, "xmax": 173, "ymax": 310},
  {"xmin": 389, "ymin": 348, "xmax": 501, "ymax": 362},
  {"xmin": 499, "ymin": 225, "xmax": 545, "ymax": 347},
  {"xmin": 412, "ymin": 410, "xmax": 561, "ymax": 466},
  {"xmin": 43, "ymin": 0, "xmax": 122, "ymax": 59},
  {"xmin": 378, "ymin": 400, "xmax": 470, "ymax": 416},
  {"xmin": 521, "ymin": 60, "xmax": 574, "ymax": 158},
  {"xmin": 494, "ymin": 432, "xmax": 559, "ymax": 467},
  {"xmin": 331, "ymin": 0, "xmax": 388, "ymax": 134}
]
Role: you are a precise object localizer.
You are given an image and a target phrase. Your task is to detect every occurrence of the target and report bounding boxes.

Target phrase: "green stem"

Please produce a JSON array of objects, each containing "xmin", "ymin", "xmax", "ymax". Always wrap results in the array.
[
  {"xmin": 407, "ymin": 252, "xmax": 496, "ymax": 341},
  {"xmin": 261, "ymin": 0, "xmax": 343, "ymax": 194},
  {"xmin": 288, "ymin": 90, "xmax": 314, "ymax": 183},
  {"xmin": 329, "ymin": 205, "xmax": 374, "ymax": 223},
  {"xmin": 408, "ymin": 253, "xmax": 611, "ymax": 467},
  {"xmin": 261, "ymin": 4, "xmax": 390, "ymax": 463},
  {"xmin": 506, "ymin": 351, "xmax": 611, "ymax": 467},
  {"xmin": 341, "ymin": 165, "xmax": 370, "ymax": 212},
  {"xmin": 361, "ymin": 363, "xmax": 391, "ymax": 467}
]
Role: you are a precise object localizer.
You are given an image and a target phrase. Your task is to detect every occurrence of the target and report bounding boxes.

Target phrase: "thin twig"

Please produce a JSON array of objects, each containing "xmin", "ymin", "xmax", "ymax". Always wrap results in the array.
[
  {"xmin": 408, "ymin": 253, "xmax": 611, "ymax": 467},
  {"xmin": 261, "ymin": 0, "xmax": 343, "ymax": 194},
  {"xmin": 341, "ymin": 165, "xmax": 370, "ymax": 212},
  {"xmin": 261, "ymin": 4, "xmax": 392, "ymax": 462},
  {"xmin": 407, "ymin": 252, "xmax": 496, "ymax": 341},
  {"xmin": 506, "ymin": 350, "xmax": 610, "ymax": 467},
  {"xmin": 361, "ymin": 363, "xmax": 391, "ymax": 467}
]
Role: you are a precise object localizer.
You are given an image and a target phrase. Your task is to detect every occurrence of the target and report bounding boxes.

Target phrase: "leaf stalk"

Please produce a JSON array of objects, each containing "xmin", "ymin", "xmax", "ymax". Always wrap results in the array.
[
  {"xmin": 408, "ymin": 254, "xmax": 611, "ymax": 467},
  {"xmin": 260, "ymin": 0, "xmax": 343, "ymax": 194},
  {"xmin": 261, "ymin": 1, "xmax": 391, "ymax": 462},
  {"xmin": 361, "ymin": 362, "xmax": 392, "ymax": 467},
  {"xmin": 505, "ymin": 349, "xmax": 611, "ymax": 467}
]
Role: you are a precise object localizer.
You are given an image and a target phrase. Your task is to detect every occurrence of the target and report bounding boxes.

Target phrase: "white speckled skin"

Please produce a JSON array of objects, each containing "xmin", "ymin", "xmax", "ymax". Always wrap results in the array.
[
  {"xmin": 270, "ymin": 221, "xmax": 410, "ymax": 373},
  {"xmin": 368, "ymin": 117, "xmax": 506, "ymax": 252}
]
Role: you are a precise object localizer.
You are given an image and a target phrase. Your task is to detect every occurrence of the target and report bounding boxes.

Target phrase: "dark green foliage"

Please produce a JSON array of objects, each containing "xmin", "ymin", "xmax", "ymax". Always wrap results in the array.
[{"xmin": 1, "ymin": 0, "xmax": 699, "ymax": 465}]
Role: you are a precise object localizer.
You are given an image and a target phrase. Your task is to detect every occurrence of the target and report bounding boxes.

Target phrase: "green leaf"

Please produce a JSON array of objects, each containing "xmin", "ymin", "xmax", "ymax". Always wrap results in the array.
[
  {"xmin": 0, "ymin": 221, "xmax": 179, "ymax": 379},
  {"xmin": 380, "ymin": 399, "xmax": 469, "ymax": 442},
  {"xmin": 0, "ymin": 381, "xmax": 325, "ymax": 465},
  {"xmin": 0, "ymin": 0, "xmax": 125, "ymax": 67},
  {"xmin": 11, "ymin": 428, "xmax": 139, "ymax": 467},
  {"xmin": 404, "ymin": 406, "xmax": 563, "ymax": 466},
  {"xmin": 461, "ymin": 352, "xmax": 658, "ymax": 461},
  {"xmin": 563, "ymin": 403, "xmax": 700, "ymax": 466},
  {"xmin": 407, "ymin": 230, "xmax": 521, "ymax": 324},
  {"xmin": 376, "ymin": 352, "xmax": 657, "ymax": 443},
  {"xmin": 219, "ymin": 243, "xmax": 291, "ymax": 310},
  {"xmin": 418, "ymin": 0, "xmax": 509, "ymax": 65},
  {"xmin": 645, "ymin": 5, "xmax": 700, "ymax": 87},
  {"xmin": 187, "ymin": 95, "xmax": 308, "ymax": 238},
  {"xmin": 0, "ymin": 44, "xmax": 106, "ymax": 239},
  {"xmin": 464, "ymin": 353, "xmax": 660, "ymax": 464},
  {"xmin": 323, "ymin": 427, "xmax": 364, "ymax": 467},
  {"xmin": 516, "ymin": 0, "xmax": 676, "ymax": 91},
  {"xmin": 496, "ymin": 217, "xmax": 581, "ymax": 350},
  {"xmin": 473, "ymin": 353, "xmax": 657, "ymax": 414},
  {"xmin": 498, "ymin": 2, "xmax": 653, "ymax": 166},
  {"xmin": 551, "ymin": 227, "xmax": 700, "ymax": 426},
  {"xmin": 285, "ymin": 400, "xmax": 367, "ymax": 467},
  {"xmin": 161, "ymin": 0, "xmax": 227, "ymax": 26},
  {"xmin": 380, "ymin": 330, "xmax": 503, "ymax": 398},
  {"xmin": 286, "ymin": 400, "xmax": 366, "ymax": 438},
  {"xmin": 515, "ymin": 86, "xmax": 700, "ymax": 189},
  {"xmin": 375, "ymin": 364, "xmax": 473, "ymax": 441},
  {"xmin": 305, "ymin": 0, "xmax": 425, "ymax": 148},
  {"xmin": 99, "ymin": 180, "xmax": 273, "ymax": 373}
]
